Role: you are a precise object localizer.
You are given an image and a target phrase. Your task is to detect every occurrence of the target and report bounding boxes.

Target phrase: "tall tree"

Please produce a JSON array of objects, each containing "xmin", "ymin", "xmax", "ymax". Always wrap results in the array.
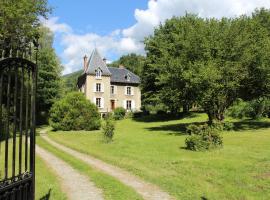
[
  {"xmin": 37, "ymin": 27, "xmax": 62, "ymax": 123},
  {"xmin": 109, "ymin": 53, "xmax": 146, "ymax": 76},
  {"xmin": 143, "ymin": 10, "xmax": 270, "ymax": 122},
  {"xmin": 0, "ymin": 0, "xmax": 50, "ymax": 49}
]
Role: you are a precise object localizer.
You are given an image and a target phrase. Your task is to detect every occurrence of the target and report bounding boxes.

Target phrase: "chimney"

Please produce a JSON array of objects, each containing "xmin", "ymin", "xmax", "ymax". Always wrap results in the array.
[
  {"xmin": 83, "ymin": 55, "xmax": 88, "ymax": 72},
  {"xmin": 103, "ymin": 57, "xmax": 107, "ymax": 64},
  {"xmin": 119, "ymin": 64, "xmax": 125, "ymax": 69}
]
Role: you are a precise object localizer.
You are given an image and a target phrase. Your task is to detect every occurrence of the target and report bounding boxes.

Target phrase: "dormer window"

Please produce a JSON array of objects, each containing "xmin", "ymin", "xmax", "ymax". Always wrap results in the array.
[
  {"xmin": 125, "ymin": 73, "xmax": 131, "ymax": 81},
  {"xmin": 96, "ymin": 68, "xmax": 102, "ymax": 79}
]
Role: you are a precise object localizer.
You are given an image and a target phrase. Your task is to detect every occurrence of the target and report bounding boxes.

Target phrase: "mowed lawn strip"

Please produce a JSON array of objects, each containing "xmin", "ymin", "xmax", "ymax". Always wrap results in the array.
[
  {"xmin": 36, "ymin": 155, "xmax": 67, "ymax": 200},
  {"xmin": 37, "ymin": 137, "xmax": 143, "ymax": 200},
  {"xmin": 48, "ymin": 113, "xmax": 270, "ymax": 200}
]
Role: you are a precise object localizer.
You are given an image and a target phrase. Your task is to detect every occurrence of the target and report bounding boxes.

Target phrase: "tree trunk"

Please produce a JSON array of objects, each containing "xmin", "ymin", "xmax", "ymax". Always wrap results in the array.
[{"xmin": 183, "ymin": 103, "xmax": 190, "ymax": 114}]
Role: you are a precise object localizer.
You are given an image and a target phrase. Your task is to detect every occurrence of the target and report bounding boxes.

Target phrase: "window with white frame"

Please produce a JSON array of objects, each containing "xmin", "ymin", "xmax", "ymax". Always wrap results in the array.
[
  {"xmin": 111, "ymin": 86, "xmax": 115, "ymax": 94},
  {"xmin": 126, "ymin": 74, "xmax": 131, "ymax": 81},
  {"xmin": 127, "ymin": 86, "xmax": 131, "ymax": 95},
  {"xmin": 96, "ymin": 83, "xmax": 101, "ymax": 92},
  {"xmin": 96, "ymin": 98, "xmax": 101, "ymax": 108},
  {"xmin": 126, "ymin": 100, "xmax": 132, "ymax": 110},
  {"xmin": 96, "ymin": 68, "xmax": 102, "ymax": 79}
]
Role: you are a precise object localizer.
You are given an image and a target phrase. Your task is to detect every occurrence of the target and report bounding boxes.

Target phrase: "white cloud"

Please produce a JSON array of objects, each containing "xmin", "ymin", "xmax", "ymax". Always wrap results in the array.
[
  {"xmin": 42, "ymin": 0, "xmax": 270, "ymax": 74},
  {"xmin": 41, "ymin": 17, "xmax": 71, "ymax": 34}
]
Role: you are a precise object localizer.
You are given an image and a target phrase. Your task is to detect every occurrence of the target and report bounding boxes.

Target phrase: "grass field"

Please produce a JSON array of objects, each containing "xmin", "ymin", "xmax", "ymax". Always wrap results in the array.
[
  {"xmin": 47, "ymin": 113, "xmax": 270, "ymax": 200},
  {"xmin": 0, "ymin": 139, "xmax": 66, "ymax": 200},
  {"xmin": 37, "ymin": 137, "xmax": 143, "ymax": 200}
]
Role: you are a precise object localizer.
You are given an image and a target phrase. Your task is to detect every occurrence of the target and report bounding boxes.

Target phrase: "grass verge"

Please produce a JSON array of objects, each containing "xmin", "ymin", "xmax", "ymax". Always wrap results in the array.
[{"xmin": 47, "ymin": 113, "xmax": 270, "ymax": 200}]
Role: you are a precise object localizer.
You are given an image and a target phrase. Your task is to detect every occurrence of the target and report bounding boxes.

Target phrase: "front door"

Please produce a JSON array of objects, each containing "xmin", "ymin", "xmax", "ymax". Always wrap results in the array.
[{"xmin": 111, "ymin": 100, "xmax": 115, "ymax": 110}]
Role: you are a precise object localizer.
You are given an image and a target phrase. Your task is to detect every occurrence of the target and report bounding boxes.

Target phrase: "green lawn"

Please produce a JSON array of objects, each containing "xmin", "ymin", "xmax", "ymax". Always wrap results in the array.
[
  {"xmin": 37, "ymin": 137, "xmax": 143, "ymax": 200},
  {"xmin": 0, "ymin": 139, "xmax": 66, "ymax": 200},
  {"xmin": 36, "ymin": 155, "xmax": 67, "ymax": 200},
  {"xmin": 47, "ymin": 113, "xmax": 270, "ymax": 200}
]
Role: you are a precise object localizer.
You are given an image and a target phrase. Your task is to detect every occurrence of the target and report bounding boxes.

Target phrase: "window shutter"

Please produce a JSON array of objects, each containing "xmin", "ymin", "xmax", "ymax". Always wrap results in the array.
[
  {"xmin": 124, "ymin": 86, "xmax": 127, "ymax": 95},
  {"xmin": 131, "ymin": 87, "xmax": 134, "ymax": 95},
  {"xmin": 123, "ymin": 100, "xmax": 126, "ymax": 109},
  {"xmin": 101, "ymin": 83, "xmax": 104, "ymax": 92},
  {"xmin": 132, "ymin": 100, "xmax": 135, "ymax": 110},
  {"xmin": 114, "ymin": 86, "xmax": 117, "ymax": 94},
  {"xmin": 93, "ymin": 84, "xmax": 96, "ymax": 92},
  {"xmin": 101, "ymin": 97, "xmax": 104, "ymax": 108}
]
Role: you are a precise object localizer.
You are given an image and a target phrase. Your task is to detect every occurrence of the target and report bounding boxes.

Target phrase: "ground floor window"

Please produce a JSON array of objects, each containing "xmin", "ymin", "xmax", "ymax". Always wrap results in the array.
[
  {"xmin": 126, "ymin": 100, "xmax": 132, "ymax": 110},
  {"xmin": 96, "ymin": 98, "xmax": 101, "ymax": 108}
]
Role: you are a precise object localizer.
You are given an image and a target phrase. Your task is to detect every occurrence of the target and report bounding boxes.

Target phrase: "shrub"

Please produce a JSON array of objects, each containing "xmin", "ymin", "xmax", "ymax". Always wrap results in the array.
[
  {"xmin": 186, "ymin": 124, "xmax": 205, "ymax": 135},
  {"xmin": 49, "ymin": 92, "xmax": 101, "ymax": 131},
  {"xmin": 227, "ymin": 98, "xmax": 270, "ymax": 119},
  {"xmin": 113, "ymin": 107, "xmax": 126, "ymax": 120},
  {"xmin": 133, "ymin": 111, "xmax": 144, "ymax": 118},
  {"xmin": 156, "ymin": 110, "xmax": 167, "ymax": 115},
  {"xmin": 185, "ymin": 125, "xmax": 223, "ymax": 151},
  {"xmin": 102, "ymin": 115, "xmax": 115, "ymax": 143},
  {"xmin": 223, "ymin": 122, "xmax": 234, "ymax": 131}
]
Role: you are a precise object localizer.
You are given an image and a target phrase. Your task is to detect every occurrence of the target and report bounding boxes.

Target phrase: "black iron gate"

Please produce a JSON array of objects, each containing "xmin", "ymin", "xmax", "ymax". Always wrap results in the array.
[{"xmin": 0, "ymin": 48, "xmax": 37, "ymax": 200}]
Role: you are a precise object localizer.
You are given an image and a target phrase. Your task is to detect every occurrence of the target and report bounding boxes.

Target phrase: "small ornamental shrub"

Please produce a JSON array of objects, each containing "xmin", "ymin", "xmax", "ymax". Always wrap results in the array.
[
  {"xmin": 186, "ymin": 124, "xmax": 205, "ymax": 135},
  {"xmin": 185, "ymin": 124, "xmax": 223, "ymax": 151},
  {"xmin": 49, "ymin": 92, "xmax": 101, "ymax": 131},
  {"xmin": 113, "ymin": 107, "xmax": 126, "ymax": 120},
  {"xmin": 102, "ymin": 115, "xmax": 115, "ymax": 143}
]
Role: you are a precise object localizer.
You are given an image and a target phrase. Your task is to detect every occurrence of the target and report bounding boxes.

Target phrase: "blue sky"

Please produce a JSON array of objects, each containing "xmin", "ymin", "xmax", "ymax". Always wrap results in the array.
[
  {"xmin": 48, "ymin": 0, "xmax": 148, "ymax": 35},
  {"xmin": 43, "ymin": 0, "xmax": 270, "ymax": 74}
]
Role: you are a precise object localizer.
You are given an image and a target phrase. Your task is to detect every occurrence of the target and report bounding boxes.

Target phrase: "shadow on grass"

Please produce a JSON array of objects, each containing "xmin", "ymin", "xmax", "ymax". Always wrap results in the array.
[
  {"xmin": 146, "ymin": 122, "xmax": 206, "ymax": 136},
  {"xmin": 133, "ymin": 112, "xmax": 198, "ymax": 123},
  {"xmin": 146, "ymin": 120, "xmax": 270, "ymax": 136},
  {"xmin": 39, "ymin": 189, "xmax": 51, "ymax": 200},
  {"xmin": 232, "ymin": 121, "xmax": 270, "ymax": 131}
]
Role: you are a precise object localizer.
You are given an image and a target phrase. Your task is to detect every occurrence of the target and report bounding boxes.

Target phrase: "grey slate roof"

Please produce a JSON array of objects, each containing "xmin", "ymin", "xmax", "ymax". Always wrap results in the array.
[
  {"xmin": 78, "ymin": 48, "xmax": 140, "ymax": 87},
  {"xmin": 85, "ymin": 48, "xmax": 111, "ymax": 76},
  {"xmin": 108, "ymin": 67, "xmax": 141, "ymax": 84}
]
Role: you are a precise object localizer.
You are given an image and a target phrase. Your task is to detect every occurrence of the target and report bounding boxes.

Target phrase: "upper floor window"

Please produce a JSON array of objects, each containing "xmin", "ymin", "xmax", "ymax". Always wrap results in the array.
[
  {"xmin": 96, "ymin": 83, "xmax": 101, "ymax": 92},
  {"xmin": 127, "ymin": 86, "xmax": 131, "ymax": 95},
  {"xmin": 111, "ymin": 86, "xmax": 115, "ymax": 94},
  {"xmin": 96, "ymin": 68, "xmax": 102, "ymax": 79},
  {"xmin": 125, "ymin": 74, "xmax": 131, "ymax": 81}
]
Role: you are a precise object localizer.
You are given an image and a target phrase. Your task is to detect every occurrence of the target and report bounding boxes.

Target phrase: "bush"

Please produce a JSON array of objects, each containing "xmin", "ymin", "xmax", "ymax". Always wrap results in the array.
[
  {"xmin": 102, "ymin": 115, "xmax": 115, "ymax": 143},
  {"xmin": 113, "ymin": 107, "xmax": 126, "ymax": 120},
  {"xmin": 227, "ymin": 98, "xmax": 270, "ymax": 119},
  {"xmin": 49, "ymin": 92, "xmax": 101, "ymax": 131},
  {"xmin": 186, "ymin": 124, "xmax": 205, "ymax": 135},
  {"xmin": 133, "ymin": 111, "xmax": 142, "ymax": 118},
  {"xmin": 185, "ymin": 125, "xmax": 223, "ymax": 151},
  {"xmin": 223, "ymin": 122, "xmax": 234, "ymax": 131}
]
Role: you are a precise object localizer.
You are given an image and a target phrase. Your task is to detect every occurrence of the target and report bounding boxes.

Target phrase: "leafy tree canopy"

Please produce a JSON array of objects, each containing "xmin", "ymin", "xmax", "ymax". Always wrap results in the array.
[{"xmin": 143, "ymin": 9, "xmax": 270, "ymax": 122}]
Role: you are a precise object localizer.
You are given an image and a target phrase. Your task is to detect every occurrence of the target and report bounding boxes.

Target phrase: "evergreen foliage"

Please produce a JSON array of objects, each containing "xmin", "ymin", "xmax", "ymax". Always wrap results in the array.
[
  {"xmin": 113, "ymin": 107, "xmax": 126, "ymax": 120},
  {"xmin": 109, "ymin": 53, "xmax": 145, "ymax": 76},
  {"xmin": 49, "ymin": 92, "xmax": 101, "ymax": 131},
  {"xmin": 37, "ymin": 27, "xmax": 62, "ymax": 123}
]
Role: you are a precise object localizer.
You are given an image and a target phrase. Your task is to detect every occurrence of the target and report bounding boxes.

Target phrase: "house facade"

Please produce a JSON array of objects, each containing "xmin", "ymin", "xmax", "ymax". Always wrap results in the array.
[{"xmin": 77, "ymin": 48, "xmax": 141, "ymax": 114}]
